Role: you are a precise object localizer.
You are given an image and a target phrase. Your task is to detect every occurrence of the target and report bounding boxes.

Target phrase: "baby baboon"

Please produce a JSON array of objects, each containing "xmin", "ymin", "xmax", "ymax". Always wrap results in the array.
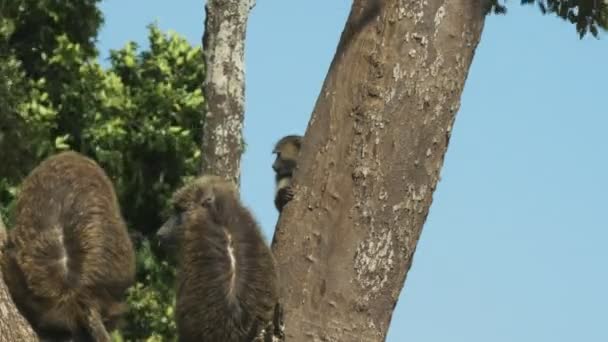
[
  {"xmin": 156, "ymin": 175, "xmax": 279, "ymax": 342},
  {"xmin": 1, "ymin": 151, "xmax": 135, "ymax": 342},
  {"xmin": 272, "ymin": 135, "xmax": 302, "ymax": 213}
]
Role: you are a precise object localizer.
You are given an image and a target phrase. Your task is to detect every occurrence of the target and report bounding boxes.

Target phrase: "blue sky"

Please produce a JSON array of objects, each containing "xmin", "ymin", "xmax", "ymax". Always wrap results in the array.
[{"xmin": 98, "ymin": 1, "xmax": 608, "ymax": 341}]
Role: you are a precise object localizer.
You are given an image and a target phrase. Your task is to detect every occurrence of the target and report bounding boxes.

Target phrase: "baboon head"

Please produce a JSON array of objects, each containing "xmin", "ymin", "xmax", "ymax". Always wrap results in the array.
[
  {"xmin": 272, "ymin": 135, "xmax": 302, "ymax": 178},
  {"xmin": 156, "ymin": 175, "xmax": 238, "ymax": 252}
]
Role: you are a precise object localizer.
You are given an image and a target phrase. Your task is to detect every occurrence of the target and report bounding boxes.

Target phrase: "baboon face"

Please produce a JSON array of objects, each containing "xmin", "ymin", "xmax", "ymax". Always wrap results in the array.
[
  {"xmin": 272, "ymin": 135, "xmax": 302, "ymax": 177},
  {"xmin": 156, "ymin": 213, "xmax": 183, "ymax": 253},
  {"xmin": 156, "ymin": 176, "xmax": 237, "ymax": 252}
]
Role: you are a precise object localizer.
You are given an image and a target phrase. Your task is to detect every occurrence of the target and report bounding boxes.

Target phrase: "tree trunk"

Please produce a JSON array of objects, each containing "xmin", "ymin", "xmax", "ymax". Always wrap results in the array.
[
  {"xmin": 200, "ymin": 1, "xmax": 284, "ymax": 340},
  {"xmin": 272, "ymin": 0, "xmax": 487, "ymax": 340},
  {"xmin": 0, "ymin": 217, "xmax": 38, "ymax": 341},
  {"xmin": 200, "ymin": 0, "xmax": 254, "ymax": 185}
]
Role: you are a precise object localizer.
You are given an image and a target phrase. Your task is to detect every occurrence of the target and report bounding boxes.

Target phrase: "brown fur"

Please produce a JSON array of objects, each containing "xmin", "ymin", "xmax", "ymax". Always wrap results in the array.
[
  {"xmin": 272, "ymin": 135, "xmax": 302, "ymax": 213},
  {"xmin": 157, "ymin": 175, "xmax": 278, "ymax": 342},
  {"xmin": 1, "ymin": 151, "xmax": 135, "ymax": 341}
]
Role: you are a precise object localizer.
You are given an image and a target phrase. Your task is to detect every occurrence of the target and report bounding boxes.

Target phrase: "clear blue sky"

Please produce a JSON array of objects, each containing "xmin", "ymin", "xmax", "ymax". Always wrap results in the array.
[{"xmin": 98, "ymin": 1, "xmax": 608, "ymax": 341}]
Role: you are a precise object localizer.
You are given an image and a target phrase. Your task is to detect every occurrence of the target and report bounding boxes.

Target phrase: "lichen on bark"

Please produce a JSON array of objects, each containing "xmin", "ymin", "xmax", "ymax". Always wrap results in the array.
[
  {"xmin": 200, "ymin": 0, "xmax": 254, "ymax": 185},
  {"xmin": 271, "ymin": 0, "xmax": 488, "ymax": 340}
]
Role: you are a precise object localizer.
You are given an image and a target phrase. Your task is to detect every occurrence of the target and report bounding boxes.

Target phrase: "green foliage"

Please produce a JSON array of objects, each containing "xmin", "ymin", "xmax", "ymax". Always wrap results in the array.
[
  {"xmin": 488, "ymin": 1, "xmax": 608, "ymax": 38},
  {"xmin": 41, "ymin": 25, "xmax": 205, "ymax": 235},
  {"xmin": 1, "ymin": 22, "xmax": 204, "ymax": 233},
  {"xmin": 0, "ymin": 0, "xmax": 102, "ymax": 78},
  {"xmin": 101, "ymin": 25, "xmax": 204, "ymax": 235},
  {"xmin": 120, "ymin": 240, "xmax": 178, "ymax": 341},
  {"xmin": 0, "ymin": 13, "xmax": 59, "ymax": 215},
  {"xmin": 0, "ymin": 56, "xmax": 55, "ymax": 182},
  {"xmin": 1, "ymin": 2, "xmax": 203, "ymax": 340}
]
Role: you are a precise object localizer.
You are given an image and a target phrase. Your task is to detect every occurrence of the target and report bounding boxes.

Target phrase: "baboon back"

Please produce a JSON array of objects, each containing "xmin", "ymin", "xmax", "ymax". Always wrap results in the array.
[
  {"xmin": 1, "ymin": 151, "xmax": 135, "ymax": 340},
  {"xmin": 162, "ymin": 176, "xmax": 278, "ymax": 342},
  {"xmin": 177, "ymin": 209, "xmax": 278, "ymax": 341}
]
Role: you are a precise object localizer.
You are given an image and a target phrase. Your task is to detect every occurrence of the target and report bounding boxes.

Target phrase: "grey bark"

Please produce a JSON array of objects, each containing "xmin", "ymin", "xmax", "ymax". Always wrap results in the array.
[
  {"xmin": 200, "ymin": 1, "xmax": 283, "ymax": 340},
  {"xmin": 0, "ymin": 216, "xmax": 38, "ymax": 341},
  {"xmin": 271, "ymin": 0, "xmax": 487, "ymax": 340},
  {"xmin": 200, "ymin": 0, "xmax": 254, "ymax": 185}
]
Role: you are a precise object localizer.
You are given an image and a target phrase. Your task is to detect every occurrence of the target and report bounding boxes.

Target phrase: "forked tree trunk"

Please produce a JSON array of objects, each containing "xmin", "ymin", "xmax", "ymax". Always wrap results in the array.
[
  {"xmin": 0, "ymin": 217, "xmax": 38, "ymax": 341},
  {"xmin": 200, "ymin": 0, "xmax": 254, "ymax": 184},
  {"xmin": 272, "ymin": 0, "xmax": 488, "ymax": 340}
]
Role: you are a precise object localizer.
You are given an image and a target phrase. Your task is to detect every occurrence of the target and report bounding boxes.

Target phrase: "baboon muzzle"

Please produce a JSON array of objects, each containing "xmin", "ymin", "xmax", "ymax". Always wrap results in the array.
[{"xmin": 156, "ymin": 215, "xmax": 180, "ymax": 252}]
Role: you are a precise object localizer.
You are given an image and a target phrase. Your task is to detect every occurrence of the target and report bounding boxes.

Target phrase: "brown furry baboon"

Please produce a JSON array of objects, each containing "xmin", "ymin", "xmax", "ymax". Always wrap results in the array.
[
  {"xmin": 1, "ymin": 151, "xmax": 135, "ymax": 342},
  {"xmin": 156, "ymin": 175, "xmax": 279, "ymax": 342},
  {"xmin": 272, "ymin": 135, "xmax": 302, "ymax": 213}
]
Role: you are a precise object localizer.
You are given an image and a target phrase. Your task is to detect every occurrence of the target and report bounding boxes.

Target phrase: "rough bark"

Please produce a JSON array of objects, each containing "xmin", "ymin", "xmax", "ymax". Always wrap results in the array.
[
  {"xmin": 200, "ymin": 0, "xmax": 254, "ymax": 185},
  {"xmin": 200, "ymin": 1, "xmax": 283, "ymax": 340},
  {"xmin": 0, "ymin": 216, "xmax": 38, "ymax": 341},
  {"xmin": 272, "ymin": 0, "xmax": 487, "ymax": 340}
]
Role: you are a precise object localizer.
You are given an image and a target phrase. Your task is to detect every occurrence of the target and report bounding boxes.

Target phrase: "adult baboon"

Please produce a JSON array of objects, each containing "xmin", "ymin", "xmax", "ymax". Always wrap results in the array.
[
  {"xmin": 1, "ymin": 151, "xmax": 135, "ymax": 341},
  {"xmin": 157, "ymin": 175, "xmax": 278, "ymax": 342}
]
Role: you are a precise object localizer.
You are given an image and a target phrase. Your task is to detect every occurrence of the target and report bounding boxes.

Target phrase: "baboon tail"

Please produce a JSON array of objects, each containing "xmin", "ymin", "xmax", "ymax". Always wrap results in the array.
[
  {"xmin": 19, "ymin": 224, "xmax": 81, "ymax": 299},
  {"xmin": 73, "ymin": 307, "xmax": 111, "ymax": 342}
]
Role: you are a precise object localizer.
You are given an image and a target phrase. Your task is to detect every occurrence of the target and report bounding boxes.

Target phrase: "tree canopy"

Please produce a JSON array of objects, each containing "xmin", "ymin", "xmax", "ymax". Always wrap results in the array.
[
  {"xmin": 490, "ymin": 0, "xmax": 608, "ymax": 37},
  {"xmin": 1, "ymin": 1, "xmax": 203, "ymax": 339}
]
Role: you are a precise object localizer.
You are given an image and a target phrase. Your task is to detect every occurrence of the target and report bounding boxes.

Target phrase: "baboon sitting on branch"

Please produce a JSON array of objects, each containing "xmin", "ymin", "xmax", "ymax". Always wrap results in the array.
[
  {"xmin": 157, "ymin": 175, "xmax": 279, "ymax": 342},
  {"xmin": 1, "ymin": 151, "xmax": 135, "ymax": 341}
]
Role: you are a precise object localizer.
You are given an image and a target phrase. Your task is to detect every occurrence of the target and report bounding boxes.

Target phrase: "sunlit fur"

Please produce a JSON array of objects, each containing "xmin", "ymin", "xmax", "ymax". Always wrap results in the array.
[
  {"xmin": 160, "ymin": 175, "xmax": 279, "ymax": 342},
  {"xmin": 1, "ymin": 151, "xmax": 135, "ymax": 341}
]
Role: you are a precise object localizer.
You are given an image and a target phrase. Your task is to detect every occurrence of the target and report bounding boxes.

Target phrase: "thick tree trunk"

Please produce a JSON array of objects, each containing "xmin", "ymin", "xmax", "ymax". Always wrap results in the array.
[
  {"xmin": 0, "ymin": 217, "xmax": 38, "ymax": 341},
  {"xmin": 200, "ymin": 0, "xmax": 254, "ymax": 184},
  {"xmin": 272, "ymin": 0, "xmax": 487, "ymax": 340}
]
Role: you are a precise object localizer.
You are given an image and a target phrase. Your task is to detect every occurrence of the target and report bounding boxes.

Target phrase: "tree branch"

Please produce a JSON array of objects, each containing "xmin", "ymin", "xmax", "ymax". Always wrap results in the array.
[
  {"xmin": 200, "ymin": 0, "xmax": 255, "ymax": 185},
  {"xmin": 0, "ymin": 216, "xmax": 38, "ymax": 341},
  {"xmin": 272, "ymin": 0, "xmax": 488, "ymax": 340}
]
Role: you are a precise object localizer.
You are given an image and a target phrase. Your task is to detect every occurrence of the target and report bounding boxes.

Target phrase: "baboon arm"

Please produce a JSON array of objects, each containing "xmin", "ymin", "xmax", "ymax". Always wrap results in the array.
[
  {"xmin": 75, "ymin": 308, "xmax": 111, "ymax": 342},
  {"xmin": 275, "ymin": 186, "xmax": 295, "ymax": 212}
]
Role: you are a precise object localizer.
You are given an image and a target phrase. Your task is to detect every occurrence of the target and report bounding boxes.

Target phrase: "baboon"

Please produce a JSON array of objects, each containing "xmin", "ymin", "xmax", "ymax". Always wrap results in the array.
[
  {"xmin": 1, "ymin": 151, "xmax": 135, "ymax": 342},
  {"xmin": 272, "ymin": 135, "xmax": 302, "ymax": 213},
  {"xmin": 156, "ymin": 175, "xmax": 279, "ymax": 342}
]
